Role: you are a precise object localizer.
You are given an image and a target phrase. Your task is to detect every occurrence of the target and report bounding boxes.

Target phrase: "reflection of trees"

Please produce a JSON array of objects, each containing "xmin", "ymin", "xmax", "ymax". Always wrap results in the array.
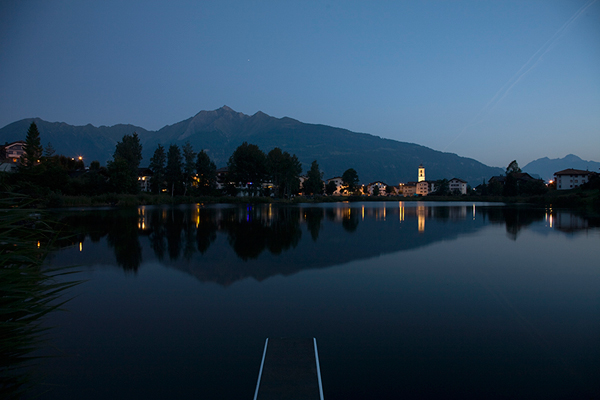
[
  {"xmin": 148, "ymin": 209, "xmax": 166, "ymax": 261},
  {"xmin": 54, "ymin": 204, "xmax": 599, "ymax": 281},
  {"xmin": 221, "ymin": 206, "xmax": 302, "ymax": 260},
  {"xmin": 196, "ymin": 208, "xmax": 217, "ymax": 254},
  {"xmin": 105, "ymin": 209, "xmax": 142, "ymax": 271},
  {"xmin": 304, "ymin": 208, "xmax": 324, "ymax": 241},
  {"xmin": 165, "ymin": 209, "xmax": 184, "ymax": 260},
  {"xmin": 57, "ymin": 209, "xmax": 142, "ymax": 271},
  {"xmin": 266, "ymin": 208, "xmax": 302, "ymax": 254},
  {"xmin": 480, "ymin": 207, "xmax": 545, "ymax": 240},
  {"xmin": 326, "ymin": 208, "xmax": 336, "ymax": 222},
  {"xmin": 224, "ymin": 210, "xmax": 268, "ymax": 260},
  {"xmin": 342, "ymin": 208, "xmax": 359, "ymax": 232}
]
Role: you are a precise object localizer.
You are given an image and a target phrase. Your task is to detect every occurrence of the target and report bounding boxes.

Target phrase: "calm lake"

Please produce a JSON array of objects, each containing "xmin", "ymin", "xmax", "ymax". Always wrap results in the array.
[{"xmin": 34, "ymin": 202, "xmax": 599, "ymax": 399}]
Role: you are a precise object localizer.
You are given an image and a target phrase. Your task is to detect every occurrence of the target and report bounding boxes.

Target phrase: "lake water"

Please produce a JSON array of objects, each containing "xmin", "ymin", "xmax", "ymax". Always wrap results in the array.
[{"xmin": 34, "ymin": 202, "xmax": 600, "ymax": 399}]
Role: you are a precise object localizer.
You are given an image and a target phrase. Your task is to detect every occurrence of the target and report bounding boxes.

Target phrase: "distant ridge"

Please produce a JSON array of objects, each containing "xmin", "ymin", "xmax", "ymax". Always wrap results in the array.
[
  {"xmin": 0, "ymin": 106, "xmax": 503, "ymax": 185},
  {"xmin": 523, "ymin": 154, "xmax": 600, "ymax": 182}
]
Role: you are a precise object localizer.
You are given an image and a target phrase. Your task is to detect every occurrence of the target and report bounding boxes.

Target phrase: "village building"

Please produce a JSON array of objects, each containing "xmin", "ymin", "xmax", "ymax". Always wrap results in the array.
[
  {"xmin": 0, "ymin": 140, "xmax": 26, "ymax": 172},
  {"xmin": 416, "ymin": 181, "xmax": 429, "ymax": 196},
  {"xmin": 367, "ymin": 181, "xmax": 388, "ymax": 196},
  {"xmin": 449, "ymin": 178, "xmax": 467, "ymax": 195},
  {"xmin": 326, "ymin": 177, "xmax": 344, "ymax": 195},
  {"xmin": 554, "ymin": 169, "xmax": 592, "ymax": 190},
  {"xmin": 137, "ymin": 167, "xmax": 153, "ymax": 192},
  {"xmin": 215, "ymin": 167, "xmax": 229, "ymax": 190},
  {"xmin": 400, "ymin": 182, "xmax": 417, "ymax": 196}
]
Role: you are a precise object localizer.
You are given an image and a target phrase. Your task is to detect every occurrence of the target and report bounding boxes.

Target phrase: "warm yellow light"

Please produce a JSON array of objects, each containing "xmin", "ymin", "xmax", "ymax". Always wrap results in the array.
[
  {"xmin": 79, "ymin": 242, "xmax": 83, "ymax": 252},
  {"xmin": 78, "ymin": 156, "xmax": 82, "ymax": 160}
]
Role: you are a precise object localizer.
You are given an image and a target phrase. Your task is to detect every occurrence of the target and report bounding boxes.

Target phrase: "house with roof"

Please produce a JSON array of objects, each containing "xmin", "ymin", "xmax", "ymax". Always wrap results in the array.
[
  {"xmin": 0, "ymin": 140, "xmax": 26, "ymax": 172},
  {"xmin": 326, "ymin": 177, "xmax": 344, "ymax": 195},
  {"xmin": 137, "ymin": 167, "xmax": 153, "ymax": 192},
  {"xmin": 554, "ymin": 169, "xmax": 592, "ymax": 190},
  {"xmin": 1, "ymin": 140, "xmax": 26, "ymax": 163},
  {"xmin": 400, "ymin": 182, "xmax": 417, "ymax": 197},
  {"xmin": 449, "ymin": 178, "xmax": 467, "ymax": 195},
  {"xmin": 416, "ymin": 181, "xmax": 429, "ymax": 196},
  {"xmin": 367, "ymin": 181, "xmax": 388, "ymax": 196},
  {"xmin": 215, "ymin": 167, "xmax": 230, "ymax": 190}
]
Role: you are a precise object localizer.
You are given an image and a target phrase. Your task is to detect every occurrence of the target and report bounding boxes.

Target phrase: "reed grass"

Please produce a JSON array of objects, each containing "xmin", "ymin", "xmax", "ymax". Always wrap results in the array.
[{"xmin": 0, "ymin": 194, "xmax": 80, "ymax": 398}]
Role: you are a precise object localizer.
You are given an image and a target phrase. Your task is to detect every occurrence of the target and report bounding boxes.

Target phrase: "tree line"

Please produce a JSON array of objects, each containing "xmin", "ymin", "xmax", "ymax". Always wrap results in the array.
[
  {"xmin": 1, "ymin": 122, "xmax": 338, "ymax": 199},
  {"xmin": 7, "ymin": 123, "xmax": 585, "ymax": 204}
]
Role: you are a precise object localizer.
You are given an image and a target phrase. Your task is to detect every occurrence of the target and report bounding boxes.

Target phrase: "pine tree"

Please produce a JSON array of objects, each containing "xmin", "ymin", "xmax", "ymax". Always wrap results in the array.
[
  {"xmin": 149, "ymin": 145, "xmax": 166, "ymax": 194},
  {"xmin": 21, "ymin": 122, "xmax": 43, "ymax": 168},
  {"xmin": 303, "ymin": 160, "xmax": 324, "ymax": 195},
  {"xmin": 44, "ymin": 142, "xmax": 56, "ymax": 157}
]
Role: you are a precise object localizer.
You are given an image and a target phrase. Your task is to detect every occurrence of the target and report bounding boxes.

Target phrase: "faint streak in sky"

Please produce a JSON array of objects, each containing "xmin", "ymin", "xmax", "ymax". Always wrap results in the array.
[{"xmin": 443, "ymin": 0, "xmax": 597, "ymax": 152}]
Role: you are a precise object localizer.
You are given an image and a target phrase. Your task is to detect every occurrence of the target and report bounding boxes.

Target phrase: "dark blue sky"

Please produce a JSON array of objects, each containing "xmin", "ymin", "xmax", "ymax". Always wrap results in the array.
[{"xmin": 1, "ymin": 0, "xmax": 598, "ymax": 167}]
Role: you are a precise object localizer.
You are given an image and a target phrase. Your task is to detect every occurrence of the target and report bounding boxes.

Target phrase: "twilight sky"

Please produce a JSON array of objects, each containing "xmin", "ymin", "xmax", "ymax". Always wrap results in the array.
[{"xmin": 1, "ymin": 0, "xmax": 598, "ymax": 168}]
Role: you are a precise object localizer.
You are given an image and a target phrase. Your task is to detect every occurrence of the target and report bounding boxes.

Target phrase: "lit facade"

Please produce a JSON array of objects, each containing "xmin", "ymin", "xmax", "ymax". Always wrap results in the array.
[
  {"xmin": 554, "ymin": 169, "xmax": 592, "ymax": 190},
  {"xmin": 449, "ymin": 178, "xmax": 467, "ymax": 195},
  {"xmin": 418, "ymin": 164, "xmax": 425, "ymax": 182}
]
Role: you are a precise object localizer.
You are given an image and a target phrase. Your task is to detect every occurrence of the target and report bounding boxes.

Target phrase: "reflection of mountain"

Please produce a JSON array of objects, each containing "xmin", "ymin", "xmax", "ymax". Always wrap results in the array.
[{"xmin": 49, "ymin": 204, "xmax": 600, "ymax": 286}]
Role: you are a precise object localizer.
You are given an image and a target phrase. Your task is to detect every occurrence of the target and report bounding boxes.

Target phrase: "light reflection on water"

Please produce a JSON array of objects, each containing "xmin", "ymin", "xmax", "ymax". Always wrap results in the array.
[{"xmin": 38, "ymin": 202, "xmax": 600, "ymax": 399}]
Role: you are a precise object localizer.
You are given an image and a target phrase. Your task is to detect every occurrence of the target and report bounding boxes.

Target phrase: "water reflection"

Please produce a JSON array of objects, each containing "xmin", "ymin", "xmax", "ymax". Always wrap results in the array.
[{"xmin": 52, "ymin": 203, "xmax": 600, "ymax": 284}]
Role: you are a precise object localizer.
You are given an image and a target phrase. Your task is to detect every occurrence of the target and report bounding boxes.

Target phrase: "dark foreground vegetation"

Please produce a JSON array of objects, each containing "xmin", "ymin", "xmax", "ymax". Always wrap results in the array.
[{"xmin": 0, "ymin": 195, "xmax": 80, "ymax": 398}]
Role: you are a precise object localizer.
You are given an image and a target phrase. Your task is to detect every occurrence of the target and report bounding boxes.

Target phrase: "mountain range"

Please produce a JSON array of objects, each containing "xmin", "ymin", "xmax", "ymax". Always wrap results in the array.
[
  {"xmin": 523, "ymin": 155, "xmax": 600, "ymax": 182},
  {"xmin": 2, "ymin": 106, "xmax": 506, "ymax": 185}
]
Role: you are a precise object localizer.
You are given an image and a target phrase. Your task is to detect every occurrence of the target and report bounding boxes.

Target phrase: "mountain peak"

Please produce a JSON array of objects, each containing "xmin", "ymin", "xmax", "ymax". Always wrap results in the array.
[{"xmin": 219, "ymin": 105, "xmax": 234, "ymax": 112}]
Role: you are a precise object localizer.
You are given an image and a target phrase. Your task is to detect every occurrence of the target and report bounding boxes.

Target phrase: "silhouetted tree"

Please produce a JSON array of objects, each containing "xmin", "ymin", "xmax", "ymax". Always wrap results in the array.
[
  {"xmin": 149, "ymin": 144, "xmax": 166, "ymax": 194},
  {"xmin": 195, "ymin": 150, "xmax": 217, "ymax": 195},
  {"xmin": 107, "ymin": 158, "xmax": 137, "ymax": 194},
  {"xmin": 44, "ymin": 142, "xmax": 55, "ymax": 157},
  {"xmin": 506, "ymin": 160, "xmax": 521, "ymax": 174},
  {"xmin": 303, "ymin": 160, "xmax": 324, "ymax": 195},
  {"xmin": 108, "ymin": 133, "xmax": 142, "ymax": 194},
  {"xmin": 21, "ymin": 122, "xmax": 42, "ymax": 168},
  {"xmin": 165, "ymin": 144, "xmax": 183, "ymax": 196},
  {"xmin": 342, "ymin": 168, "xmax": 359, "ymax": 194},
  {"xmin": 182, "ymin": 141, "xmax": 196, "ymax": 196},
  {"xmin": 433, "ymin": 179, "xmax": 449, "ymax": 196},
  {"xmin": 113, "ymin": 132, "xmax": 142, "ymax": 173},
  {"xmin": 267, "ymin": 148, "xmax": 302, "ymax": 198},
  {"xmin": 325, "ymin": 180, "xmax": 338, "ymax": 196},
  {"xmin": 228, "ymin": 142, "xmax": 267, "ymax": 196}
]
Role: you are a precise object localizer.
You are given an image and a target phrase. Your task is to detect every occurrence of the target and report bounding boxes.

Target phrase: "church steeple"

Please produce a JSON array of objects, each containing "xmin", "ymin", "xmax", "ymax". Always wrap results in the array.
[{"xmin": 418, "ymin": 164, "xmax": 425, "ymax": 182}]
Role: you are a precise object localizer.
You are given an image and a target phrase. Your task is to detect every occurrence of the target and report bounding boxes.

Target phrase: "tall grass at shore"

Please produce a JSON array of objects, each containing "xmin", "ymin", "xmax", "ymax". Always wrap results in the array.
[{"xmin": 0, "ymin": 195, "xmax": 80, "ymax": 398}]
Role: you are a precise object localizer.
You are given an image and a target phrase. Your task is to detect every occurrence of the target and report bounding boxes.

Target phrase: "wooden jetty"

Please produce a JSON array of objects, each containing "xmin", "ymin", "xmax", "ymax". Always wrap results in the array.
[{"xmin": 253, "ymin": 337, "xmax": 324, "ymax": 400}]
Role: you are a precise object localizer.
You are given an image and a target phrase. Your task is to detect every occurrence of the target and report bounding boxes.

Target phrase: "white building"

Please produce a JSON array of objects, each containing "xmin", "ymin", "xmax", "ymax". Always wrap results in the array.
[
  {"xmin": 367, "ymin": 181, "xmax": 388, "ymax": 196},
  {"xmin": 1, "ymin": 140, "xmax": 26, "ymax": 164},
  {"xmin": 554, "ymin": 169, "xmax": 592, "ymax": 190},
  {"xmin": 449, "ymin": 178, "xmax": 467, "ymax": 195},
  {"xmin": 416, "ymin": 181, "xmax": 429, "ymax": 196}
]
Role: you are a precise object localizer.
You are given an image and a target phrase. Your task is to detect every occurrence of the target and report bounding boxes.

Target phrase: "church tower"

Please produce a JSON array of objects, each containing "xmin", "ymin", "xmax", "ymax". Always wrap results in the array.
[{"xmin": 418, "ymin": 164, "xmax": 425, "ymax": 182}]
